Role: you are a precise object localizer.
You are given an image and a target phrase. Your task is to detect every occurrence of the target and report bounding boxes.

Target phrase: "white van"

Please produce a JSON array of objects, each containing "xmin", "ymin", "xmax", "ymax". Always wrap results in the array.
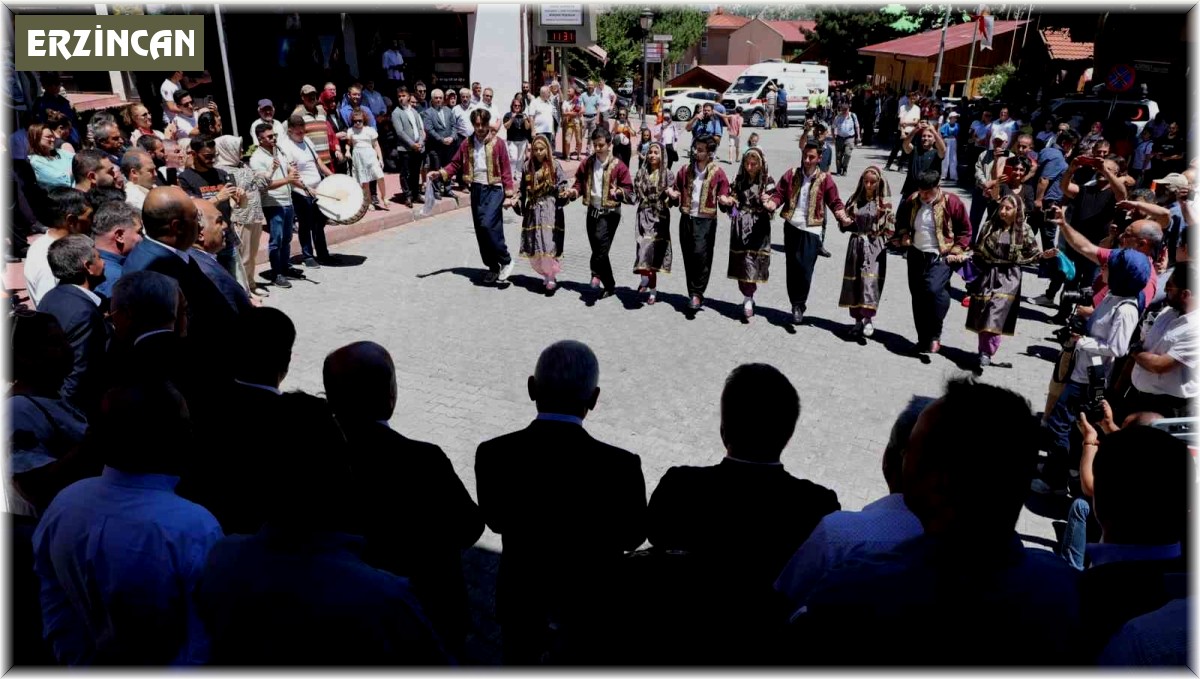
[{"xmin": 722, "ymin": 61, "xmax": 829, "ymax": 127}]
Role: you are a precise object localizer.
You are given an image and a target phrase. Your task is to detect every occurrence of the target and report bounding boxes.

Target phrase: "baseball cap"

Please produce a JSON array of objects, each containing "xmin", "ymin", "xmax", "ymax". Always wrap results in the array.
[
  {"xmin": 257, "ymin": 99, "xmax": 274, "ymax": 109},
  {"xmin": 300, "ymin": 85, "xmax": 317, "ymax": 96},
  {"xmin": 992, "ymin": 130, "xmax": 1009, "ymax": 144},
  {"xmin": 947, "ymin": 111, "xmax": 960, "ymax": 119},
  {"xmin": 1159, "ymin": 172, "xmax": 1189, "ymax": 190}
]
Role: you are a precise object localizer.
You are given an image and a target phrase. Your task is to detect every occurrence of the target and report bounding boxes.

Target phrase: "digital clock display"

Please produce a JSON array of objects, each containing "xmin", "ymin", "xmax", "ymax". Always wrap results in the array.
[{"xmin": 546, "ymin": 30, "xmax": 577, "ymax": 44}]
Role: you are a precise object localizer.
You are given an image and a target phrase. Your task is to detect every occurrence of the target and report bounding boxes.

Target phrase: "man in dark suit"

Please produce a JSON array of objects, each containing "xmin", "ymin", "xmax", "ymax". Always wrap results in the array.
[
  {"xmin": 38, "ymin": 235, "xmax": 108, "ymax": 416},
  {"xmin": 323, "ymin": 341, "xmax": 483, "ymax": 655},
  {"xmin": 121, "ymin": 187, "xmax": 240, "ymax": 368},
  {"xmin": 177, "ymin": 306, "xmax": 308, "ymax": 535},
  {"xmin": 648, "ymin": 363, "xmax": 840, "ymax": 587},
  {"xmin": 391, "ymin": 86, "xmax": 426, "ymax": 206},
  {"xmin": 189, "ymin": 198, "xmax": 252, "ymax": 314},
  {"xmin": 475, "ymin": 340, "xmax": 647, "ymax": 664}
]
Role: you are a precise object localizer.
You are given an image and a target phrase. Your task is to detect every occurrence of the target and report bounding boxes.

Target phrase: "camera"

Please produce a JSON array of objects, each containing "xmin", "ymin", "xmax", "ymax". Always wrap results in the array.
[
  {"xmin": 1083, "ymin": 355, "xmax": 1107, "ymax": 425},
  {"xmin": 1053, "ymin": 286, "xmax": 1094, "ymax": 344}
]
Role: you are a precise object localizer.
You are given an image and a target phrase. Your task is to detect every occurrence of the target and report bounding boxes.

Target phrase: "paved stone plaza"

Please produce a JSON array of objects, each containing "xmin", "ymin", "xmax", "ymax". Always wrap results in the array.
[{"xmin": 268, "ymin": 124, "xmax": 1071, "ymax": 660}]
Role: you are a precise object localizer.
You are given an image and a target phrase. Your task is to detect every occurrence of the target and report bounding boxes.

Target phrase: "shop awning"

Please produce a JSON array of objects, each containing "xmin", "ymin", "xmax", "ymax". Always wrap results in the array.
[{"xmin": 584, "ymin": 44, "xmax": 608, "ymax": 64}]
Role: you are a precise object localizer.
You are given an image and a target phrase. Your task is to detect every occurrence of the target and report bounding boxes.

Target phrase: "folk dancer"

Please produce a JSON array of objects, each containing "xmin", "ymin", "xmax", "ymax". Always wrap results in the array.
[
  {"xmin": 721, "ymin": 147, "xmax": 776, "ymax": 321},
  {"xmin": 768, "ymin": 141, "xmax": 851, "ymax": 325},
  {"xmin": 839, "ymin": 166, "xmax": 896, "ymax": 338},
  {"xmin": 632, "ymin": 141, "xmax": 674, "ymax": 305},
  {"xmin": 518, "ymin": 136, "xmax": 569, "ymax": 293},
  {"xmin": 434, "ymin": 108, "xmax": 516, "ymax": 284},
  {"xmin": 667, "ymin": 135, "xmax": 731, "ymax": 312},
  {"xmin": 565, "ymin": 127, "xmax": 634, "ymax": 300}
]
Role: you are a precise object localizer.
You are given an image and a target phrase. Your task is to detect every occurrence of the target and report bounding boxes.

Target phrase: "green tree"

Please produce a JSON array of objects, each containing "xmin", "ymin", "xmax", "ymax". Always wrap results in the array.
[
  {"xmin": 591, "ymin": 7, "xmax": 707, "ymax": 82},
  {"xmin": 978, "ymin": 61, "xmax": 1016, "ymax": 99}
]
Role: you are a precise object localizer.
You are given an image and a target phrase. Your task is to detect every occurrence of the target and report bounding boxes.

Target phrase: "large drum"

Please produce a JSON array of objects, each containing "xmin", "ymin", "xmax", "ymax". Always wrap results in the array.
[{"xmin": 311, "ymin": 174, "xmax": 368, "ymax": 224}]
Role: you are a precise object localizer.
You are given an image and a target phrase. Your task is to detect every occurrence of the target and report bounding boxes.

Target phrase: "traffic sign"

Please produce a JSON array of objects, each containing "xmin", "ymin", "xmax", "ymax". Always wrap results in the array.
[
  {"xmin": 1107, "ymin": 64, "xmax": 1135, "ymax": 93},
  {"xmin": 644, "ymin": 42, "xmax": 666, "ymax": 63},
  {"xmin": 653, "ymin": 34, "xmax": 673, "ymax": 42}
]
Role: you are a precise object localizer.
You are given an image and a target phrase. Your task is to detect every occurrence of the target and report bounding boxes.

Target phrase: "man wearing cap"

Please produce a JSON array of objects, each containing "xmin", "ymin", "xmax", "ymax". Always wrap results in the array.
[
  {"xmin": 292, "ymin": 85, "xmax": 336, "ymax": 168},
  {"xmin": 255, "ymin": 100, "xmax": 287, "ymax": 143},
  {"xmin": 939, "ymin": 111, "xmax": 961, "ymax": 182}
]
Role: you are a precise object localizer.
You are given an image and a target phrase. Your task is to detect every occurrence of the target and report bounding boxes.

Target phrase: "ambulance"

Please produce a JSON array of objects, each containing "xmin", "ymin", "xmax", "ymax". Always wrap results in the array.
[{"xmin": 722, "ymin": 60, "xmax": 830, "ymax": 127}]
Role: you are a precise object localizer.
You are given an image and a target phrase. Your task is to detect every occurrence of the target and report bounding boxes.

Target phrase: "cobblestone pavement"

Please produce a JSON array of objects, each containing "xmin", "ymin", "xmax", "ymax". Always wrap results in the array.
[{"xmin": 267, "ymin": 123, "xmax": 1070, "ymax": 662}]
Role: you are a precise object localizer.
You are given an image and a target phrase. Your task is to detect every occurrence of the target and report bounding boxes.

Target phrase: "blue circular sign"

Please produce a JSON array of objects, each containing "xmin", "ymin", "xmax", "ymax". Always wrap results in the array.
[{"xmin": 1107, "ymin": 64, "xmax": 1135, "ymax": 93}]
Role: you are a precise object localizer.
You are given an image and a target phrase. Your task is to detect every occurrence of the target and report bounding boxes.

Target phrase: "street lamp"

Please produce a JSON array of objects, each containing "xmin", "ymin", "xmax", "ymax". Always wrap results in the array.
[
  {"xmin": 640, "ymin": 9, "xmax": 654, "ymax": 120},
  {"xmin": 746, "ymin": 40, "xmax": 758, "ymax": 64}
]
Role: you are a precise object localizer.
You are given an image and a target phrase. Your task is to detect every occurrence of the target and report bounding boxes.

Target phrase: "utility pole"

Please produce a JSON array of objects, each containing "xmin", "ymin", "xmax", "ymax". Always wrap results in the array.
[
  {"xmin": 931, "ymin": 4, "xmax": 952, "ymax": 98},
  {"xmin": 964, "ymin": 16, "xmax": 980, "ymax": 98}
]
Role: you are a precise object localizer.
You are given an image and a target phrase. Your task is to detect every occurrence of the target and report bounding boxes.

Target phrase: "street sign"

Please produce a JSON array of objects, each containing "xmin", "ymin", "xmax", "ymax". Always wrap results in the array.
[
  {"xmin": 1106, "ymin": 64, "xmax": 1135, "ymax": 93},
  {"xmin": 541, "ymin": 4, "xmax": 583, "ymax": 26},
  {"xmin": 644, "ymin": 42, "xmax": 665, "ymax": 63},
  {"xmin": 653, "ymin": 34, "xmax": 673, "ymax": 42}
]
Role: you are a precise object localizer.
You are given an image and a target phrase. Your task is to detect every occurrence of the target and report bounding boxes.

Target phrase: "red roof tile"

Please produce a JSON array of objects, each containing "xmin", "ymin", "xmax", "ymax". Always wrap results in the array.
[
  {"xmin": 765, "ymin": 20, "xmax": 816, "ymax": 43},
  {"xmin": 667, "ymin": 64, "xmax": 751, "ymax": 89},
  {"xmin": 1041, "ymin": 28, "xmax": 1094, "ymax": 61},
  {"xmin": 707, "ymin": 13, "xmax": 752, "ymax": 30},
  {"xmin": 859, "ymin": 19, "xmax": 1028, "ymax": 59}
]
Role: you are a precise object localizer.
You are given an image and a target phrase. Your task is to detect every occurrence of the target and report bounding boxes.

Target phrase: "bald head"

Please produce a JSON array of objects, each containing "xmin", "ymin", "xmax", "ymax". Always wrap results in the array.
[
  {"xmin": 142, "ymin": 186, "xmax": 199, "ymax": 250},
  {"xmin": 191, "ymin": 198, "xmax": 225, "ymax": 254},
  {"xmin": 1129, "ymin": 218, "xmax": 1164, "ymax": 256},
  {"xmin": 323, "ymin": 341, "xmax": 398, "ymax": 422}
]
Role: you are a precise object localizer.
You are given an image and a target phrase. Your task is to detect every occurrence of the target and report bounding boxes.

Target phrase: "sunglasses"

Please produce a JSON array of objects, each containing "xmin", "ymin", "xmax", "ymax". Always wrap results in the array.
[{"xmin": 180, "ymin": 101, "xmax": 194, "ymax": 108}]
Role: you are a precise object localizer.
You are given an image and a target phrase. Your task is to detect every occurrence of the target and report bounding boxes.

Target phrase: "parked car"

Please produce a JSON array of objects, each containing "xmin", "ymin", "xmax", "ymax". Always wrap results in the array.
[
  {"xmin": 662, "ymin": 89, "xmax": 721, "ymax": 122},
  {"xmin": 1031, "ymin": 94, "xmax": 1160, "ymax": 137}
]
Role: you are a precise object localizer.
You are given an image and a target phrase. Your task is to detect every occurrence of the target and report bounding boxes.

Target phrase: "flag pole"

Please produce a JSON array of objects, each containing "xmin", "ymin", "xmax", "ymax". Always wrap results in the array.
[
  {"xmin": 931, "ymin": 4, "xmax": 952, "ymax": 97},
  {"xmin": 964, "ymin": 17, "xmax": 980, "ymax": 98},
  {"xmin": 1008, "ymin": 7, "xmax": 1019, "ymax": 62}
]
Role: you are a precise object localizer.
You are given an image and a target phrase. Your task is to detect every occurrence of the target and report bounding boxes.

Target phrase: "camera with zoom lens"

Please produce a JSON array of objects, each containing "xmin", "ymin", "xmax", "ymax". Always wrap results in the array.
[
  {"xmin": 1083, "ymin": 355, "xmax": 1107, "ymax": 425},
  {"xmin": 1052, "ymin": 287, "xmax": 1093, "ymax": 344}
]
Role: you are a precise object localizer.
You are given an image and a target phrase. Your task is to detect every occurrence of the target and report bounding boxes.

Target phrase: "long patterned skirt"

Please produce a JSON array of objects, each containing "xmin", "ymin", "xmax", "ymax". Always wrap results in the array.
[
  {"xmin": 633, "ymin": 205, "xmax": 672, "ymax": 273},
  {"xmin": 966, "ymin": 262, "xmax": 1022, "ymax": 336},
  {"xmin": 839, "ymin": 233, "xmax": 887, "ymax": 310},
  {"xmin": 727, "ymin": 210, "xmax": 771, "ymax": 283},
  {"xmin": 519, "ymin": 195, "xmax": 564, "ymax": 278}
]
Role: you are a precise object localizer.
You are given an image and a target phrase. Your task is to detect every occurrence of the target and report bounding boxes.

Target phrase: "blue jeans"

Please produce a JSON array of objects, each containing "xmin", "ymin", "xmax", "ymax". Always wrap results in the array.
[
  {"xmin": 264, "ymin": 204, "xmax": 295, "ymax": 277},
  {"xmin": 1058, "ymin": 497, "xmax": 1091, "ymax": 571}
]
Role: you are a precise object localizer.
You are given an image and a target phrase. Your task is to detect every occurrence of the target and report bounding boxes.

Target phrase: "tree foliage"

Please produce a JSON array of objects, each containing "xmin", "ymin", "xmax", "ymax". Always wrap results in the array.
[
  {"xmin": 720, "ymin": 5, "xmax": 815, "ymax": 20},
  {"xmin": 592, "ymin": 7, "xmax": 707, "ymax": 81},
  {"xmin": 978, "ymin": 61, "xmax": 1016, "ymax": 99},
  {"xmin": 802, "ymin": 5, "xmax": 970, "ymax": 82}
]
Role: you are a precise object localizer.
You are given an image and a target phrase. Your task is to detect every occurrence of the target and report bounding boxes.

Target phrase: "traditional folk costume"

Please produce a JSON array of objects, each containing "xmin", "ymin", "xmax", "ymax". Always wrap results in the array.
[
  {"xmin": 769, "ymin": 165, "xmax": 848, "ymax": 321},
  {"xmin": 894, "ymin": 189, "xmax": 972, "ymax": 351},
  {"xmin": 839, "ymin": 167, "xmax": 896, "ymax": 335},
  {"xmin": 723, "ymin": 148, "xmax": 776, "ymax": 319},
  {"xmin": 965, "ymin": 196, "xmax": 1044, "ymax": 366},
  {"xmin": 572, "ymin": 152, "xmax": 634, "ymax": 294},
  {"xmin": 440, "ymin": 133, "xmax": 515, "ymax": 279},
  {"xmin": 674, "ymin": 158, "xmax": 731, "ymax": 306},
  {"xmin": 518, "ymin": 137, "xmax": 569, "ymax": 289},
  {"xmin": 632, "ymin": 142, "xmax": 674, "ymax": 303}
]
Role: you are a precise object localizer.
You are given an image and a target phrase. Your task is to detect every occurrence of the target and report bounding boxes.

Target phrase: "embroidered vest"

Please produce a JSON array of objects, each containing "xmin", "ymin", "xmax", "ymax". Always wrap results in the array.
[
  {"xmin": 780, "ymin": 168, "xmax": 828, "ymax": 226},
  {"xmin": 582, "ymin": 155, "xmax": 620, "ymax": 210},
  {"xmin": 462, "ymin": 138, "xmax": 500, "ymax": 185},
  {"xmin": 680, "ymin": 162, "xmax": 719, "ymax": 217}
]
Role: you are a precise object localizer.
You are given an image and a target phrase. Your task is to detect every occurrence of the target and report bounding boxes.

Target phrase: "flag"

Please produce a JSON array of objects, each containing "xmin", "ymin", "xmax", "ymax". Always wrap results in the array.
[{"xmin": 979, "ymin": 14, "xmax": 995, "ymax": 50}]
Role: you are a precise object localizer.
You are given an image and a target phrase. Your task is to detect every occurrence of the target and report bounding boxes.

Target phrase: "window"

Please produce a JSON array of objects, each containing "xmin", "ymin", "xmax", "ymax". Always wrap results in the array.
[{"xmin": 700, "ymin": 33, "xmax": 708, "ymax": 52}]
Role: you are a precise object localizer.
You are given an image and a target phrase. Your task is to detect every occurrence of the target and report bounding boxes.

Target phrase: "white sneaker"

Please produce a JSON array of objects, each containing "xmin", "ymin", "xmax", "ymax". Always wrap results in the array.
[
  {"xmin": 862, "ymin": 320, "xmax": 875, "ymax": 337},
  {"xmin": 498, "ymin": 262, "xmax": 514, "ymax": 282}
]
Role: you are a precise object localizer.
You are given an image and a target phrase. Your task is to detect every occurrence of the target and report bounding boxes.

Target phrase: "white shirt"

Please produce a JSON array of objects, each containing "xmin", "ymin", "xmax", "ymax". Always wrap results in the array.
[
  {"xmin": 774, "ymin": 493, "xmax": 924, "ymax": 611},
  {"xmin": 598, "ymin": 85, "xmax": 615, "ymax": 114},
  {"xmin": 787, "ymin": 170, "xmax": 820, "ymax": 235},
  {"xmin": 1071, "ymin": 294, "xmax": 1141, "ymax": 384},
  {"xmin": 898, "ymin": 103, "xmax": 920, "ymax": 134},
  {"xmin": 160, "ymin": 78, "xmax": 179, "ymax": 123},
  {"xmin": 471, "ymin": 136, "xmax": 489, "ymax": 185},
  {"xmin": 529, "ymin": 97, "xmax": 555, "ymax": 135},
  {"xmin": 913, "ymin": 197, "xmax": 940, "ymax": 253},
  {"xmin": 72, "ymin": 285, "xmax": 101, "ymax": 307},
  {"xmin": 24, "ymin": 232, "xmax": 62, "ymax": 307},
  {"xmin": 690, "ymin": 163, "xmax": 706, "ymax": 217},
  {"xmin": 659, "ymin": 122, "xmax": 677, "ymax": 146},
  {"xmin": 256, "ymin": 117, "xmax": 287, "ymax": 142},
  {"xmin": 452, "ymin": 105, "xmax": 472, "ymax": 138},
  {"xmin": 125, "ymin": 183, "xmax": 149, "ymax": 211},
  {"xmin": 1132, "ymin": 307, "xmax": 1198, "ymax": 399},
  {"xmin": 279, "ymin": 136, "xmax": 321, "ymax": 188},
  {"xmin": 173, "ymin": 113, "xmax": 197, "ymax": 141},
  {"xmin": 249, "ymin": 146, "xmax": 292, "ymax": 208},
  {"xmin": 590, "ymin": 157, "xmax": 606, "ymax": 209}
]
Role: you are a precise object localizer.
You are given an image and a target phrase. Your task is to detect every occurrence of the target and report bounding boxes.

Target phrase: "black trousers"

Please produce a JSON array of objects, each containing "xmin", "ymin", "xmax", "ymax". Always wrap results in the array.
[
  {"xmin": 784, "ymin": 226, "xmax": 823, "ymax": 312},
  {"xmin": 776, "ymin": 102, "xmax": 788, "ymax": 128},
  {"xmin": 471, "ymin": 184, "xmax": 511, "ymax": 272},
  {"xmin": 291, "ymin": 191, "xmax": 329, "ymax": 260},
  {"xmin": 906, "ymin": 248, "xmax": 953, "ymax": 346},
  {"xmin": 398, "ymin": 150, "xmax": 423, "ymax": 200},
  {"xmin": 586, "ymin": 209, "xmax": 621, "ymax": 290},
  {"xmin": 680, "ymin": 214, "xmax": 718, "ymax": 298}
]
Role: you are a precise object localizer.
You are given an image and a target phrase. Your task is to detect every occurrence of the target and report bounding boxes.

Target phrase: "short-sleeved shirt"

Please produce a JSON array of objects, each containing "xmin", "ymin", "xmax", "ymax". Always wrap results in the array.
[
  {"xmin": 528, "ymin": 98, "xmax": 555, "ymax": 135},
  {"xmin": 279, "ymin": 136, "xmax": 322, "ymax": 189},
  {"xmin": 1132, "ymin": 307, "xmax": 1198, "ymax": 398},
  {"xmin": 1154, "ymin": 136, "xmax": 1186, "ymax": 175},
  {"xmin": 160, "ymin": 79, "xmax": 179, "ymax": 123},
  {"xmin": 1036, "ymin": 146, "xmax": 1069, "ymax": 203},
  {"xmin": 580, "ymin": 92, "xmax": 600, "ymax": 116},
  {"xmin": 249, "ymin": 147, "xmax": 292, "ymax": 208},
  {"xmin": 694, "ymin": 115, "xmax": 723, "ymax": 138},
  {"xmin": 179, "ymin": 166, "xmax": 235, "ymax": 228},
  {"xmin": 504, "ymin": 113, "xmax": 531, "ymax": 143},
  {"xmin": 902, "ymin": 145, "xmax": 941, "ymax": 196},
  {"xmin": 1068, "ymin": 180, "xmax": 1118, "ymax": 243},
  {"xmin": 970, "ymin": 120, "xmax": 991, "ymax": 147},
  {"xmin": 1098, "ymin": 247, "xmax": 1158, "ymax": 306}
]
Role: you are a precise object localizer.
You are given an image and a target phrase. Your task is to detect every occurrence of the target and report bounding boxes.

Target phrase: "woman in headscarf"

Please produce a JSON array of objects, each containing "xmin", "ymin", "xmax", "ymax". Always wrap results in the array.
[
  {"xmin": 964, "ymin": 193, "xmax": 1058, "ymax": 369},
  {"xmin": 518, "ymin": 135, "xmax": 568, "ymax": 293},
  {"xmin": 632, "ymin": 140, "xmax": 674, "ymax": 305},
  {"xmin": 215, "ymin": 134, "xmax": 270, "ymax": 298},
  {"xmin": 720, "ymin": 147, "xmax": 775, "ymax": 320},
  {"xmin": 839, "ymin": 165, "xmax": 895, "ymax": 338}
]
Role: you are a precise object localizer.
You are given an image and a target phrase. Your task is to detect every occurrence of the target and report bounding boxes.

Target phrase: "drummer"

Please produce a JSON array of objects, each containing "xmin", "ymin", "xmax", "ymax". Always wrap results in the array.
[{"xmin": 280, "ymin": 114, "xmax": 336, "ymax": 267}]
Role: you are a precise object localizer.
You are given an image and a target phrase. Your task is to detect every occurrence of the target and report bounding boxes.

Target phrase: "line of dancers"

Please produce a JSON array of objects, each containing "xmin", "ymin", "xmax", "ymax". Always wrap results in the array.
[{"xmin": 440, "ymin": 110, "xmax": 1059, "ymax": 368}]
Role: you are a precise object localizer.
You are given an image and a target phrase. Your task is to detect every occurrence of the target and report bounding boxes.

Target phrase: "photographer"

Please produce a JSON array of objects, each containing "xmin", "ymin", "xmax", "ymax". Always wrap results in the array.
[
  {"xmin": 1033, "ymin": 248, "xmax": 1152, "ymax": 496},
  {"xmin": 686, "ymin": 103, "xmax": 723, "ymax": 148},
  {"xmin": 1122, "ymin": 265, "xmax": 1196, "ymax": 418},
  {"xmin": 1050, "ymin": 212, "xmax": 1164, "ymax": 312}
]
